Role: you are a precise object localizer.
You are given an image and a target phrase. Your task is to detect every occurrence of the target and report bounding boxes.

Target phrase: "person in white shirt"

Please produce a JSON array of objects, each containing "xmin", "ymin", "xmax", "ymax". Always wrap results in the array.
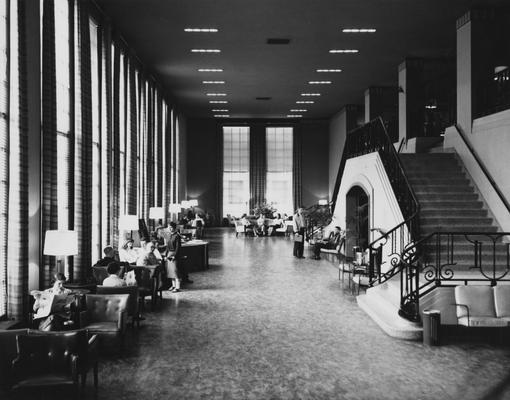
[
  {"xmin": 292, "ymin": 208, "xmax": 306, "ymax": 258},
  {"xmin": 119, "ymin": 239, "xmax": 139, "ymax": 264},
  {"xmin": 102, "ymin": 262, "xmax": 127, "ymax": 287}
]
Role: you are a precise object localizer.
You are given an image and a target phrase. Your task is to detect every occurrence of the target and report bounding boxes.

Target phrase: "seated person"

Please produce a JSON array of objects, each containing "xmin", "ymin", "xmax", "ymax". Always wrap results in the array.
[
  {"xmin": 102, "ymin": 261, "xmax": 127, "ymax": 287},
  {"xmin": 32, "ymin": 273, "xmax": 74, "ymax": 330},
  {"xmin": 312, "ymin": 226, "xmax": 345, "ymax": 260},
  {"xmin": 136, "ymin": 241, "xmax": 160, "ymax": 266},
  {"xmin": 253, "ymin": 214, "xmax": 268, "ymax": 237},
  {"xmin": 191, "ymin": 214, "xmax": 205, "ymax": 239},
  {"xmin": 118, "ymin": 239, "xmax": 139, "ymax": 264}
]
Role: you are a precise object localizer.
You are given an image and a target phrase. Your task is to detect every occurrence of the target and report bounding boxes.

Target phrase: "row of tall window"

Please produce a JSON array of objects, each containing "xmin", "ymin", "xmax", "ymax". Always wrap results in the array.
[
  {"xmin": 222, "ymin": 126, "xmax": 294, "ymax": 217},
  {"xmin": 0, "ymin": 0, "xmax": 183, "ymax": 320}
]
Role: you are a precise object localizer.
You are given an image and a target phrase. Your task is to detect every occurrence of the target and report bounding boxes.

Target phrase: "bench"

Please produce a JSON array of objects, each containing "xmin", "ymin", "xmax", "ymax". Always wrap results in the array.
[{"xmin": 454, "ymin": 285, "xmax": 510, "ymax": 327}]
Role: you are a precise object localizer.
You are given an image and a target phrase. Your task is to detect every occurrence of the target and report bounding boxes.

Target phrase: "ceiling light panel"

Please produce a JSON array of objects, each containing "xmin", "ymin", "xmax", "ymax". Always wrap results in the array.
[
  {"xmin": 214, "ymin": 114, "xmax": 230, "ymax": 117},
  {"xmin": 212, "ymin": 109, "xmax": 229, "ymax": 112},
  {"xmin": 329, "ymin": 49, "xmax": 359, "ymax": 53},
  {"xmin": 290, "ymin": 109, "xmax": 307, "ymax": 112},
  {"xmin": 206, "ymin": 93, "xmax": 227, "ymax": 96},
  {"xmin": 342, "ymin": 28, "xmax": 376, "ymax": 33},
  {"xmin": 316, "ymin": 69, "xmax": 342, "ymax": 72},
  {"xmin": 287, "ymin": 115, "xmax": 302, "ymax": 118},
  {"xmin": 296, "ymin": 101, "xmax": 314, "ymax": 104},
  {"xmin": 191, "ymin": 49, "xmax": 221, "ymax": 53},
  {"xmin": 198, "ymin": 69, "xmax": 223, "ymax": 72},
  {"xmin": 184, "ymin": 28, "xmax": 218, "ymax": 32},
  {"xmin": 209, "ymin": 100, "xmax": 228, "ymax": 103},
  {"xmin": 309, "ymin": 81, "xmax": 331, "ymax": 84},
  {"xmin": 301, "ymin": 93, "xmax": 321, "ymax": 96},
  {"xmin": 203, "ymin": 81, "xmax": 225, "ymax": 84}
]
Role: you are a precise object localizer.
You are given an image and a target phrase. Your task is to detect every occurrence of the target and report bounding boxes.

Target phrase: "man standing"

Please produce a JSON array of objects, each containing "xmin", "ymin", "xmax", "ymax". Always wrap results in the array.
[{"xmin": 292, "ymin": 208, "xmax": 306, "ymax": 258}]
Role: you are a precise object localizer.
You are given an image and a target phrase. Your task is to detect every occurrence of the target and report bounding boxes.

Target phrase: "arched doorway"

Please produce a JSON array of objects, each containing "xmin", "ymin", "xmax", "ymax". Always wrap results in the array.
[{"xmin": 345, "ymin": 186, "xmax": 369, "ymax": 255}]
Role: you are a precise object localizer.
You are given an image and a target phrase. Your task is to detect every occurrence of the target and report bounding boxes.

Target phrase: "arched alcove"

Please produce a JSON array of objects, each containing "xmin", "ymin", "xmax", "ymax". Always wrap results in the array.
[{"xmin": 345, "ymin": 185, "xmax": 370, "ymax": 255}]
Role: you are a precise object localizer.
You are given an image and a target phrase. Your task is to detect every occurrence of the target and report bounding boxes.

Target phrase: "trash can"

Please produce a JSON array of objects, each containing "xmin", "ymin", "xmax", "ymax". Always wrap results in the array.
[{"xmin": 422, "ymin": 309, "xmax": 441, "ymax": 346}]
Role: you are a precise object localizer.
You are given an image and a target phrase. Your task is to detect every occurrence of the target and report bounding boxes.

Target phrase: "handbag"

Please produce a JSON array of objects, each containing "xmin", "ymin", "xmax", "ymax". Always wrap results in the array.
[{"xmin": 294, "ymin": 234, "xmax": 303, "ymax": 243}]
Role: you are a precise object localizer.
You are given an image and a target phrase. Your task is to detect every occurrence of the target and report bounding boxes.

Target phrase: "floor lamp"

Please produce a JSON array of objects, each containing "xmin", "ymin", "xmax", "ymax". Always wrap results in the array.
[
  {"xmin": 169, "ymin": 203, "xmax": 182, "ymax": 224},
  {"xmin": 119, "ymin": 215, "xmax": 140, "ymax": 241},
  {"xmin": 43, "ymin": 230, "xmax": 78, "ymax": 281}
]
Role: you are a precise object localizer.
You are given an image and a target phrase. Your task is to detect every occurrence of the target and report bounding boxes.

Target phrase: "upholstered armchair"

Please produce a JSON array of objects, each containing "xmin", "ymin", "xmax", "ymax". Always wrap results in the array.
[
  {"xmin": 10, "ymin": 329, "xmax": 90, "ymax": 394},
  {"xmin": 79, "ymin": 294, "xmax": 129, "ymax": 353},
  {"xmin": 96, "ymin": 285, "xmax": 141, "ymax": 327},
  {"xmin": 0, "ymin": 329, "xmax": 29, "ymax": 391}
]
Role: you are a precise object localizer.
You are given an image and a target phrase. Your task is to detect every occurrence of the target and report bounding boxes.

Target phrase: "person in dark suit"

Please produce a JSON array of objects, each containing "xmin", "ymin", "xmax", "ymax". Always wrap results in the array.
[{"xmin": 292, "ymin": 208, "xmax": 306, "ymax": 258}]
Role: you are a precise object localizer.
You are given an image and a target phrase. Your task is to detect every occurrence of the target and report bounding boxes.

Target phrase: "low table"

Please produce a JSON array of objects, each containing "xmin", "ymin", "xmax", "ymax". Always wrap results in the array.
[{"xmin": 181, "ymin": 240, "xmax": 209, "ymax": 272}]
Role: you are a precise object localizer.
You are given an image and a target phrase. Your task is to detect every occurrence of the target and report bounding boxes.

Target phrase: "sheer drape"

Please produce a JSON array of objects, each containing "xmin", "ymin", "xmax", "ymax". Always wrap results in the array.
[
  {"xmin": 292, "ymin": 126, "xmax": 302, "ymax": 210},
  {"xmin": 249, "ymin": 127, "xmax": 266, "ymax": 211}
]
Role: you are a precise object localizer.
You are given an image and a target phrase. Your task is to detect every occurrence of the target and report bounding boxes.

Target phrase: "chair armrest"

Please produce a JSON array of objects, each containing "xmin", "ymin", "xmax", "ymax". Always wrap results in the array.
[
  {"xmin": 117, "ymin": 310, "xmax": 126, "ymax": 332},
  {"xmin": 88, "ymin": 334, "xmax": 99, "ymax": 363},
  {"xmin": 452, "ymin": 303, "xmax": 470, "ymax": 326},
  {"xmin": 79, "ymin": 310, "xmax": 90, "ymax": 328},
  {"xmin": 71, "ymin": 354, "xmax": 79, "ymax": 384},
  {"xmin": 11, "ymin": 356, "xmax": 22, "ymax": 382}
]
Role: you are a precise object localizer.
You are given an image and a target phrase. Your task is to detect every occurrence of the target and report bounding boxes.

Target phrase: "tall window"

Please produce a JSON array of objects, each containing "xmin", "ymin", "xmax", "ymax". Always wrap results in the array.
[
  {"xmin": 55, "ymin": 0, "xmax": 71, "ymax": 230},
  {"xmin": 0, "ymin": 0, "xmax": 8, "ymax": 317},
  {"xmin": 90, "ymin": 18, "xmax": 101, "ymax": 261},
  {"xmin": 266, "ymin": 127, "xmax": 293, "ymax": 215},
  {"xmin": 223, "ymin": 127, "xmax": 249, "ymax": 217}
]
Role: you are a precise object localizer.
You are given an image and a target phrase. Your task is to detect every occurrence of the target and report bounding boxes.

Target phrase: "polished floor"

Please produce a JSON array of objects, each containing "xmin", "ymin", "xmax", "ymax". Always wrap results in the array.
[{"xmin": 23, "ymin": 229, "xmax": 510, "ymax": 399}]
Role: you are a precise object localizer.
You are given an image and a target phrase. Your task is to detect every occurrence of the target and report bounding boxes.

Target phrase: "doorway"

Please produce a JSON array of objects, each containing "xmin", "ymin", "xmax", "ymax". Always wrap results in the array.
[{"xmin": 345, "ymin": 186, "xmax": 370, "ymax": 255}]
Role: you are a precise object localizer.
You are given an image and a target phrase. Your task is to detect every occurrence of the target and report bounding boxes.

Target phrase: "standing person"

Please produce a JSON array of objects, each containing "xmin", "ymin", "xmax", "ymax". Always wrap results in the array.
[
  {"xmin": 293, "ymin": 208, "xmax": 306, "ymax": 258},
  {"xmin": 166, "ymin": 222, "xmax": 183, "ymax": 292}
]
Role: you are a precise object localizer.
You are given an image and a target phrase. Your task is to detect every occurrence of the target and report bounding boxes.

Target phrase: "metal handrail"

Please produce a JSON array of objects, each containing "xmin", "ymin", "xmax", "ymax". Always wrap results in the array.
[{"xmin": 454, "ymin": 123, "xmax": 510, "ymax": 215}]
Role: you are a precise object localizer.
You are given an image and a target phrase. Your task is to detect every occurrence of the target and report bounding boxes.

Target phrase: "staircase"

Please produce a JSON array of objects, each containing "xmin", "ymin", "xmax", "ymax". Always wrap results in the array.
[{"xmin": 357, "ymin": 150, "xmax": 507, "ymax": 339}]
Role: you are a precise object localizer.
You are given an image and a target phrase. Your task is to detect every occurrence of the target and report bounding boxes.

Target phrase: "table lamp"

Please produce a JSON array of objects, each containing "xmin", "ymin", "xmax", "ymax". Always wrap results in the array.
[
  {"xmin": 43, "ymin": 230, "xmax": 78, "ymax": 277},
  {"xmin": 318, "ymin": 199, "xmax": 328, "ymax": 206},
  {"xmin": 188, "ymin": 199, "xmax": 198, "ymax": 207},
  {"xmin": 119, "ymin": 215, "xmax": 139, "ymax": 239},
  {"xmin": 149, "ymin": 207, "xmax": 165, "ymax": 230},
  {"xmin": 169, "ymin": 203, "xmax": 182, "ymax": 222}
]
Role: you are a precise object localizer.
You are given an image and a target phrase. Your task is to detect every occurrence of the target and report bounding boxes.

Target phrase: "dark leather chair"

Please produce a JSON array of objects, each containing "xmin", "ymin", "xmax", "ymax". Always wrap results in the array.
[
  {"xmin": 79, "ymin": 294, "xmax": 128, "ymax": 353},
  {"xmin": 130, "ymin": 266, "xmax": 162, "ymax": 310},
  {"xmin": 10, "ymin": 329, "xmax": 93, "ymax": 394},
  {"xmin": 96, "ymin": 285, "xmax": 141, "ymax": 327},
  {"xmin": 0, "ymin": 329, "xmax": 29, "ymax": 390}
]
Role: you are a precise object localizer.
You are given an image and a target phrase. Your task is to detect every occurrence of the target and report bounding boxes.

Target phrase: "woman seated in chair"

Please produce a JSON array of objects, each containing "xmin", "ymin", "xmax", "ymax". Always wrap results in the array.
[
  {"xmin": 312, "ymin": 226, "xmax": 345, "ymax": 260},
  {"xmin": 119, "ymin": 239, "xmax": 139, "ymax": 264}
]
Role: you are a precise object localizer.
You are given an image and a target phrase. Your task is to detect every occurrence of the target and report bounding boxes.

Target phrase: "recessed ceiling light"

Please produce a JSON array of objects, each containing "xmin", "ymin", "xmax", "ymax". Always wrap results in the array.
[
  {"xmin": 296, "ymin": 101, "xmax": 314, "ymax": 104},
  {"xmin": 206, "ymin": 93, "xmax": 227, "ymax": 96},
  {"xmin": 203, "ymin": 81, "xmax": 225, "ymax": 84},
  {"xmin": 191, "ymin": 49, "xmax": 221, "ymax": 53},
  {"xmin": 329, "ymin": 49, "xmax": 359, "ymax": 53},
  {"xmin": 309, "ymin": 81, "xmax": 331, "ymax": 84},
  {"xmin": 209, "ymin": 100, "xmax": 228, "ymax": 103},
  {"xmin": 290, "ymin": 109, "xmax": 307, "ymax": 112},
  {"xmin": 287, "ymin": 115, "xmax": 303, "ymax": 118},
  {"xmin": 316, "ymin": 69, "xmax": 342, "ymax": 72},
  {"xmin": 184, "ymin": 28, "xmax": 218, "ymax": 33},
  {"xmin": 212, "ymin": 109, "xmax": 229, "ymax": 112},
  {"xmin": 214, "ymin": 114, "xmax": 230, "ymax": 117},
  {"xmin": 342, "ymin": 28, "xmax": 376, "ymax": 33},
  {"xmin": 198, "ymin": 68, "xmax": 223, "ymax": 72},
  {"xmin": 301, "ymin": 93, "xmax": 321, "ymax": 96}
]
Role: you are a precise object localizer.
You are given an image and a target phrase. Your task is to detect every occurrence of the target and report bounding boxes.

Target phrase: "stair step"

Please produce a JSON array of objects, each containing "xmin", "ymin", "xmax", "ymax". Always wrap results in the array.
[
  {"xmin": 416, "ymin": 193, "xmax": 479, "ymax": 201},
  {"xmin": 414, "ymin": 185, "xmax": 473, "ymax": 193},
  {"xmin": 421, "ymin": 225, "xmax": 498, "ymax": 233},
  {"xmin": 408, "ymin": 178, "xmax": 469, "ymax": 185},
  {"xmin": 420, "ymin": 201, "xmax": 483, "ymax": 210},
  {"xmin": 420, "ymin": 216, "xmax": 493, "ymax": 225},
  {"xmin": 420, "ymin": 209, "xmax": 487, "ymax": 217}
]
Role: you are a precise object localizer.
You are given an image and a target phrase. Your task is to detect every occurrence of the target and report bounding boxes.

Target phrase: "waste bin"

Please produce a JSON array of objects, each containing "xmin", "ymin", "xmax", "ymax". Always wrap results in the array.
[{"xmin": 422, "ymin": 309, "xmax": 441, "ymax": 346}]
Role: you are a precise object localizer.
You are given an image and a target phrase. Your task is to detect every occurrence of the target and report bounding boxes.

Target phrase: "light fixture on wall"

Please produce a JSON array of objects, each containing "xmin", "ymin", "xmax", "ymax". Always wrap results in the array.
[{"xmin": 43, "ymin": 230, "xmax": 78, "ymax": 278}]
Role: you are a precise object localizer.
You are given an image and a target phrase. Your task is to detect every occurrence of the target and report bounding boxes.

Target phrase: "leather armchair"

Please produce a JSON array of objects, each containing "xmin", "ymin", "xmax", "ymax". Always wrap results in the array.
[
  {"xmin": 79, "ymin": 294, "xmax": 129, "ymax": 353},
  {"xmin": 10, "ymin": 330, "xmax": 89, "ymax": 394},
  {"xmin": 0, "ymin": 329, "xmax": 29, "ymax": 390},
  {"xmin": 28, "ymin": 329, "xmax": 99, "ymax": 390},
  {"xmin": 96, "ymin": 285, "xmax": 141, "ymax": 327}
]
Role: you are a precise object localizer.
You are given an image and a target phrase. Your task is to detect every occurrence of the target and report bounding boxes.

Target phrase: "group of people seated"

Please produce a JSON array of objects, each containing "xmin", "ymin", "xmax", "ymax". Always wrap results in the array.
[
  {"xmin": 311, "ymin": 226, "xmax": 346, "ymax": 260},
  {"xmin": 91, "ymin": 221, "xmax": 192, "ymax": 293},
  {"xmin": 240, "ymin": 213, "xmax": 289, "ymax": 237}
]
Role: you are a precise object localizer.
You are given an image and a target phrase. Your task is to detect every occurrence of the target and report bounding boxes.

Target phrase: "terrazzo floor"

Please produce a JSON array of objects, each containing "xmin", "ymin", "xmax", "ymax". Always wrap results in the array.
[{"xmin": 21, "ymin": 229, "xmax": 510, "ymax": 399}]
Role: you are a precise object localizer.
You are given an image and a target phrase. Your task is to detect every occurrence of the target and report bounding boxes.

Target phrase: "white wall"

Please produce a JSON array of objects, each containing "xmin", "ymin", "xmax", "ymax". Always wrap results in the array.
[
  {"xmin": 444, "ymin": 109, "xmax": 510, "ymax": 232},
  {"xmin": 332, "ymin": 152, "xmax": 405, "ymax": 270},
  {"xmin": 328, "ymin": 109, "xmax": 347, "ymax": 199}
]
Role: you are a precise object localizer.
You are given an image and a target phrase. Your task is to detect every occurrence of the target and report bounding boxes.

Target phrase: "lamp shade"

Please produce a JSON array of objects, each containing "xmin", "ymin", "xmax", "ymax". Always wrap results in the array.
[
  {"xmin": 181, "ymin": 200, "xmax": 190, "ymax": 208},
  {"xmin": 119, "ymin": 215, "xmax": 139, "ymax": 231},
  {"xmin": 169, "ymin": 203, "xmax": 182, "ymax": 213},
  {"xmin": 318, "ymin": 199, "xmax": 328, "ymax": 206},
  {"xmin": 149, "ymin": 207, "xmax": 165, "ymax": 220},
  {"xmin": 188, "ymin": 199, "xmax": 198, "ymax": 207},
  {"xmin": 43, "ymin": 230, "xmax": 78, "ymax": 256}
]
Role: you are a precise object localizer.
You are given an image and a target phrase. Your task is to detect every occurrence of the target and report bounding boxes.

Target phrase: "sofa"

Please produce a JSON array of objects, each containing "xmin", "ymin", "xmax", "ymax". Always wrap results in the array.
[{"xmin": 454, "ymin": 285, "xmax": 510, "ymax": 327}]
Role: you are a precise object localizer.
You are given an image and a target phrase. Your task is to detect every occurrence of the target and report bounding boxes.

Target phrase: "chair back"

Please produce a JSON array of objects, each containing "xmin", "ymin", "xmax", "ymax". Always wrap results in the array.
[
  {"xmin": 85, "ymin": 294, "xmax": 129, "ymax": 322},
  {"xmin": 235, "ymin": 220, "xmax": 245, "ymax": 233},
  {"xmin": 15, "ymin": 330, "xmax": 87, "ymax": 376},
  {"xmin": 454, "ymin": 285, "xmax": 496, "ymax": 319},
  {"xmin": 493, "ymin": 285, "xmax": 510, "ymax": 318},
  {"xmin": 92, "ymin": 266, "xmax": 108, "ymax": 285},
  {"xmin": 0, "ymin": 329, "xmax": 29, "ymax": 388},
  {"xmin": 96, "ymin": 285, "xmax": 139, "ymax": 318}
]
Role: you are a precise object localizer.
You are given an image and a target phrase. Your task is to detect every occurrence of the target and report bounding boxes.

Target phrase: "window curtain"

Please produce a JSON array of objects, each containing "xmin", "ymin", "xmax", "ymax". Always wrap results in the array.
[
  {"xmin": 126, "ymin": 59, "xmax": 137, "ymax": 215},
  {"xmin": 41, "ymin": 0, "xmax": 58, "ymax": 288},
  {"xmin": 111, "ymin": 41, "xmax": 120, "ymax": 247},
  {"xmin": 156, "ymin": 95, "xmax": 163, "ymax": 208},
  {"xmin": 72, "ymin": 0, "xmax": 92, "ymax": 282},
  {"xmin": 6, "ymin": 0, "xmax": 29, "ymax": 320},
  {"xmin": 249, "ymin": 127, "xmax": 266, "ymax": 212},
  {"xmin": 292, "ymin": 126, "xmax": 302, "ymax": 211},
  {"xmin": 146, "ymin": 83, "xmax": 154, "ymax": 216},
  {"xmin": 216, "ymin": 125, "xmax": 223, "ymax": 222}
]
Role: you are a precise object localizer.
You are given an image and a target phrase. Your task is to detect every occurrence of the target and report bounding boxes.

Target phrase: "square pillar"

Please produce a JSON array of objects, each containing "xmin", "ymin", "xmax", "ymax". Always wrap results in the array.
[{"xmin": 364, "ymin": 86, "xmax": 398, "ymax": 141}]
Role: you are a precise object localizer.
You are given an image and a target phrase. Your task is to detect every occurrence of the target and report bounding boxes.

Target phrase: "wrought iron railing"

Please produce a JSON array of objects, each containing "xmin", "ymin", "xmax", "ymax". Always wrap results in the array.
[
  {"xmin": 397, "ymin": 231, "xmax": 510, "ymax": 322},
  {"xmin": 304, "ymin": 202, "xmax": 332, "ymax": 242}
]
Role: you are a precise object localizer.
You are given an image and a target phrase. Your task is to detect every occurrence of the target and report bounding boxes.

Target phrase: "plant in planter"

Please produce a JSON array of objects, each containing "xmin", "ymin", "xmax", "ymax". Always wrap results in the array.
[{"xmin": 252, "ymin": 202, "xmax": 276, "ymax": 218}]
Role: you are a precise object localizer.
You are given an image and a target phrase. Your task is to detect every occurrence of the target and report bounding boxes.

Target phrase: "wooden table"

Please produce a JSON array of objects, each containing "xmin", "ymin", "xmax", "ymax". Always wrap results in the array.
[{"xmin": 181, "ymin": 240, "xmax": 209, "ymax": 272}]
